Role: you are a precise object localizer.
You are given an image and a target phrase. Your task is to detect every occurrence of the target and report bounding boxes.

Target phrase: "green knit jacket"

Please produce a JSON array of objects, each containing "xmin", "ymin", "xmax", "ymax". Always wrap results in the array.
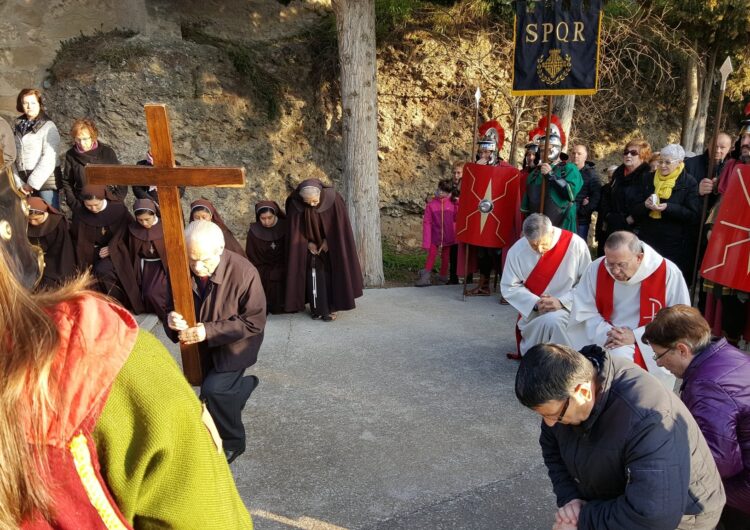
[{"xmin": 92, "ymin": 330, "xmax": 253, "ymax": 529}]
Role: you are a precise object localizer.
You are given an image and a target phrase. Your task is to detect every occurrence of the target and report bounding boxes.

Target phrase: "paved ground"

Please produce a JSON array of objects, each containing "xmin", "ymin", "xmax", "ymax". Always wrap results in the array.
[{"xmin": 144, "ymin": 285, "xmax": 556, "ymax": 530}]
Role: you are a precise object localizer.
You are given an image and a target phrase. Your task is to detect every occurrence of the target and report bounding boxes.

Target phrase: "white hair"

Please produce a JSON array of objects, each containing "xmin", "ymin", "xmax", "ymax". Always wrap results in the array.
[
  {"xmin": 660, "ymin": 144, "xmax": 686, "ymax": 162},
  {"xmin": 299, "ymin": 186, "xmax": 321, "ymax": 199},
  {"xmin": 522, "ymin": 213, "xmax": 553, "ymax": 241},
  {"xmin": 185, "ymin": 220, "xmax": 225, "ymax": 250}
]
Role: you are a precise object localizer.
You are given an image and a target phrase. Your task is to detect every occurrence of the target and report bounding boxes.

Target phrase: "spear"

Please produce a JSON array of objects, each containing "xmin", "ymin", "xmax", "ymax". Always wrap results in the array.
[
  {"xmin": 464, "ymin": 87, "xmax": 482, "ymax": 301},
  {"xmin": 690, "ymin": 56, "xmax": 733, "ymax": 303},
  {"xmin": 539, "ymin": 95, "xmax": 554, "ymax": 213}
]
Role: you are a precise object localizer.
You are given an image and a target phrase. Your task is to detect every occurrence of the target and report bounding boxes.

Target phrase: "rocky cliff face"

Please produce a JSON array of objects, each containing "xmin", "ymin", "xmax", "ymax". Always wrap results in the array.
[{"xmin": 4, "ymin": 0, "xmax": 680, "ymax": 247}]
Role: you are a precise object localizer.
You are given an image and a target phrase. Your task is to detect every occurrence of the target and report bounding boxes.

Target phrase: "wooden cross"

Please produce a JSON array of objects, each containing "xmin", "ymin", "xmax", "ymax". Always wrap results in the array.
[{"xmin": 86, "ymin": 104, "xmax": 245, "ymax": 385}]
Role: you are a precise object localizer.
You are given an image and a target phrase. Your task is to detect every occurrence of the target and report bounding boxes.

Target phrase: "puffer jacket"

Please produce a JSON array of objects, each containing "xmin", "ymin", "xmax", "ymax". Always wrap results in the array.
[
  {"xmin": 13, "ymin": 113, "xmax": 60, "ymax": 191},
  {"xmin": 540, "ymin": 347, "xmax": 725, "ymax": 529},
  {"xmin": 422, "ymin": 195, "xmax": 458, "ymax": 249},
  {"xmin": 575, "ymin": 161, "xmax": 602, "ymax": 222},
  {"xmin": 680, "ymin": 338, "xmax": 750, "ymax": 515}
]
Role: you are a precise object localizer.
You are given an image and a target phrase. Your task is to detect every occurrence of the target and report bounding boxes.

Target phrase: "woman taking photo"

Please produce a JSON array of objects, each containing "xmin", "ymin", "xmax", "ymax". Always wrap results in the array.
[
  {"xmin": 13, "ymin": 88, "xmax": 60, "ymax": 208},
  {"xmin": 630, "ymin": 143, "xmax": 700, "ymax": 281},
  {"xmin": 61, "ymin": 118, "xmax": 128, "ymax": 211}
]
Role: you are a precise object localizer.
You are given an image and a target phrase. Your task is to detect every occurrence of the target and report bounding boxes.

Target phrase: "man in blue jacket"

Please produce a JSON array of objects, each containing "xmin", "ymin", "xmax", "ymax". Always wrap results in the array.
[
  {"xmin": 515, "ymin": 342, "xmax": 725, "ymax": 530},
  {"xmin": 645, "ymin": 305, "xmax": 750, "ymax": 529}
]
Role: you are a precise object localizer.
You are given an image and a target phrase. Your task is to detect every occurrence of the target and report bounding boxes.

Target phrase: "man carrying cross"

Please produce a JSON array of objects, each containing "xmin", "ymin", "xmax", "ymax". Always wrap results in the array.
[{"xmin": 166, "ymin": 220, "xmax": 266, "ymax": 463}]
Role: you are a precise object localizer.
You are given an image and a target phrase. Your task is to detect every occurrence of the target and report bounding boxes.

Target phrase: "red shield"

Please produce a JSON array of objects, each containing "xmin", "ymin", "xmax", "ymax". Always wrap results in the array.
[
  {"xmin": 456, "ymin": 163, "xmax": 521, "ymax": 248},
  {"xmin": 701, "ymin": 164, "xmax": 750, "ymax": 291}
]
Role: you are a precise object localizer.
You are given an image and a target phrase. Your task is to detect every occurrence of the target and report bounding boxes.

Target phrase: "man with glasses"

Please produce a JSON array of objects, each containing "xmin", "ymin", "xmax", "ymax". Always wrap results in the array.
[
  {"xmin": 644, "ymin": 305, "xmax": 750, "ymax": 530},
  {"xmin": 515, "ymin": 342, "xmax": 725, "ymax": 530},
  {"xmin": 567, "ymin": 231, "xmax": 689, "ymax": 389}
]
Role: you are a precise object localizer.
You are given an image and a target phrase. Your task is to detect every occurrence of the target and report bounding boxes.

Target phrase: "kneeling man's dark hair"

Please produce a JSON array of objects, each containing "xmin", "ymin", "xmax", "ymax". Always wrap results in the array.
[{"xmin": 515, "ymin": 343, "xmax": 596, "ymax": 409}]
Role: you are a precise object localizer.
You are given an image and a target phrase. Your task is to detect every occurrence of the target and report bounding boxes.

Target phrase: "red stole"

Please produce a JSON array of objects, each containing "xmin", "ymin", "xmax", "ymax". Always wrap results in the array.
[
  {"xmin": 595, "ymin": 259, "xmax": 667, "ymax": 370},
  {"xmin": 524, "ymin": 230, "xmax": 574, "ymax": 296}
]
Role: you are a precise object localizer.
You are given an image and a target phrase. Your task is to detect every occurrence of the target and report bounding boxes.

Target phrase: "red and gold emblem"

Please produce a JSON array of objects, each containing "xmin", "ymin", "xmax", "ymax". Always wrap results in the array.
[
  {"xmin": 455, "ymin": 163, "xmax": 521, "ymax": 248},
  {"xmin": 701, "ymin": 164, "xmax": 750, "ymax": 291}
]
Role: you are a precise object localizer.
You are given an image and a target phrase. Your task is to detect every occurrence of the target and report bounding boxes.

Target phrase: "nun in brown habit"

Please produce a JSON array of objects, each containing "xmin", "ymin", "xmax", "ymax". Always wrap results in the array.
[
  {"xmin": 26, "ymin": 197, "xmax": 76, "ymax": 289},
  {"xmin": 189, "ymin": 198, "xmax": 247, "ymax": 258},
  {"xmin": 245, "ymin": 201, "xmax": 287, "ymax": 314},
  {"xmin": 285, "ymin": 179, "xmax": 363, "ymax": 320},
  {"xmin": 70, "ymin": 184, "xmax": 143, "ymax": 312},
  {"xmin": 129, "ymin": 198, "xmax": 169, "ymax": 321}
]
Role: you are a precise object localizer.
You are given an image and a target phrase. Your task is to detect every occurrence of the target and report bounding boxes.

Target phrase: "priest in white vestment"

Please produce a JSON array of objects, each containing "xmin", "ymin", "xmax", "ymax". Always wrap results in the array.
[
  {"xmin": 568, "ymin": 231, "xmax": 689, "ymax": 389},
  {"xmin": 501, "ymin": 214, "xmax": 591, "ymax": 356}
]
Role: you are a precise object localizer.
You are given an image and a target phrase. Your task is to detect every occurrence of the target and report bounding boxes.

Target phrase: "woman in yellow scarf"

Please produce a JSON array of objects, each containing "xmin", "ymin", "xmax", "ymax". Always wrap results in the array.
[{"xmin": 631, "ymin": 143, "xmax": 701, "ymax": 283}]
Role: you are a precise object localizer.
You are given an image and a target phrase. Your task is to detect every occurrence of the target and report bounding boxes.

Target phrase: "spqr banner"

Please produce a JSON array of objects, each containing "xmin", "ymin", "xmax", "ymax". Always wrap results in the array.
[{"xmin": 512, "ymin": 0, "xmax": 603, "ymax": 96}]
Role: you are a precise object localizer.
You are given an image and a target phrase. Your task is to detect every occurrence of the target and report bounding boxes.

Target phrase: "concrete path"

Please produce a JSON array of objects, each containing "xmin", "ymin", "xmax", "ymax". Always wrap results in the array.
[{"xmin": 144, "ymin": 286, "xmax": 556, "ymax": 530}]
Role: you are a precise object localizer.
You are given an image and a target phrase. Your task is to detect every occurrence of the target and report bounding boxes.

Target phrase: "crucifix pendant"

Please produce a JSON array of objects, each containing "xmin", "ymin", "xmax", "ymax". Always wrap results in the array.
[
  {"xmin": 270, "ymin": 241, "xmax": 277, "ymax": 250},
  {"xmin": 101, "ymin": 227, "xmax": 106, "ymax": 236}
]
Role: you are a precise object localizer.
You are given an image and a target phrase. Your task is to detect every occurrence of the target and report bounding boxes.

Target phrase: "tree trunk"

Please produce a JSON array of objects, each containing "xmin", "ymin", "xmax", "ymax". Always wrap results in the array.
[
  {"xmin": 331, "ymin": 0, "xmax": 384, "ymax": 287},
  {"xmin": 693, "ymin": 47, "xmax": 718, "ymax": 154},
  {"xmin": 507, "ymin": 96, "xmax": 527, "ymax": 167},
  {"xmin": 553, "ymin": 95, "xmax": 575, "ymax": 150},
  {"xmin": 681, "ymin": 50, "xmax": 700, "ymax": 150}
]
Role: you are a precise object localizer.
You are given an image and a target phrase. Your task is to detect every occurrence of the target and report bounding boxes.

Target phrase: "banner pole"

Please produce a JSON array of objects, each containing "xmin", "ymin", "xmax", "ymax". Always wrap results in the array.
[
  {"xmin": 462, "ymin": 244, "xmax": 470, "ymax": 301},
  {"xmin": 472, "ymin": 87, "xmax": 481, "ymax": 161},
  {"xmin": 539, "ymin": 95, "xmax": 554, "ymax": 213},
  {"xmin": 690, "ymin": 57, "xmax": 733, "ymax": 304}
]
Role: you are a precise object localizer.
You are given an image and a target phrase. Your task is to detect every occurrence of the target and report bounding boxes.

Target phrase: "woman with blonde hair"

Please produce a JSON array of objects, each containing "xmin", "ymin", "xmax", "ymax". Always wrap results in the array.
[{"xmin": 0, "ymin": 170, "xmax": 251, "ymax": 528}]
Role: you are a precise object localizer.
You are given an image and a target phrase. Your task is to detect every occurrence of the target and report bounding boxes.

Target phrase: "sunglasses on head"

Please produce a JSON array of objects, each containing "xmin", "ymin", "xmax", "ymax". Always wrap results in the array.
[{"xmin": 623, "ymin": 149, "xmax": 640, "ymax": 156}]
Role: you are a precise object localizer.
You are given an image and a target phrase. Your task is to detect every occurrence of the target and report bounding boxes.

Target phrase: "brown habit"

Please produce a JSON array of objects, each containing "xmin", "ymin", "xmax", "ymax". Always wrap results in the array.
[
  {"xmin": 71, "ymin": 200, "xmax": 143, "ymax": 313},
  {"xmin": 129, "ymin": 200, "xmax": 170, "ymax": 320},
  {"xmin": 27, "ymin": 207, "xmax": 76, "ymax": 289},
  {"xmin": 284, "ymin": 180, "xmax": 363, "ymax": 313},
  {"xmin": 245, "ymin": 203, "xmax": 287, "ymax": 314}
]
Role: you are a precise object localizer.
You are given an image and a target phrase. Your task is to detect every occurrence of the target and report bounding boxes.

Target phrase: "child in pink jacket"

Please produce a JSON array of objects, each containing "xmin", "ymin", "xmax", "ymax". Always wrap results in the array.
[{"xmin": 416, "ymin": 179, "xmax": 458, "ymax": 286}]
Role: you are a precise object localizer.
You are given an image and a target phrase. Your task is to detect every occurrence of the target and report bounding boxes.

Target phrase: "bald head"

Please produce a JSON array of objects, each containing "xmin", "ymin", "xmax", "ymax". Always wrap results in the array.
[
  {"xmin": 710, "ymin": 132, "xmax": 733, "ymax": 162},
  {"xmin": 605, "ymin": 231, "xmax": 641, "ymax": 254},
  {"xmin": 185, "ymin": 220, "xmax": 225, "ymax": 277}
]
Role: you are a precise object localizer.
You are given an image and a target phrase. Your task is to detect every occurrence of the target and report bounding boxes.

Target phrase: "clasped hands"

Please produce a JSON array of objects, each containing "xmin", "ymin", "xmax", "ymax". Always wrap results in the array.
[
  {"xmin": 167, "ymin": 311, "xmax": 206, "ymax": 345},
  {"xmin": 536, "ymin": 294, "xmax": 563, "ymax": 313},
  {"xmin": 552, "ymin": 498, "xmax": 586, "ymax": 530},
  {"xmin": 308, "ymin": 240, "xmax": 329, "ymax": 255},
  {"xmin": 604, "ymin": 325, "xmax": 635, "ymax": 349}
]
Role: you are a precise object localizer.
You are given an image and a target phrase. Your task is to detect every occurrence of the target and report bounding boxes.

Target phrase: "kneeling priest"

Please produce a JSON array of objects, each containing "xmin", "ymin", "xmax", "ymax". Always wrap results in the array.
[
  {"xmin": 501, "ymin": 213, "xmax": 590, "ymax": 358},
  {"xmin": 568, "ymin": 231, "xmax": 689, "ymax": 389}
]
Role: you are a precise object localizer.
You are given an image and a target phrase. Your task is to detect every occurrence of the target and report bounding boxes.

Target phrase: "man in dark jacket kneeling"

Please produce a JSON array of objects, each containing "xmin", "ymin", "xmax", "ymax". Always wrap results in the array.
[{"xmin": 515, "ymin": 342, "xmax": 725, "ymax": 530}]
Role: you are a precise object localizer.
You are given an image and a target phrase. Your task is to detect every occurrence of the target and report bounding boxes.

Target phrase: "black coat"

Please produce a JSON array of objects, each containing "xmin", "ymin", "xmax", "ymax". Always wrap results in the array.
[
  {"xmin": 165, "ymin": 250, "xmax": 266, "ymax": 372},
  {"xmin": 630, "ymin": 167, "xmax": 701, "ymax": 280},
  {"xmin": 541, "ymin": 348, "xmax": 725, "ymax": 529},
  {"xmin": 62, "ymin": 143, "xmax": 128, "ymax": 211},
  {"xmin": 684, "ymin": 151, "xmax": 725, "ymax": 212},
  {"xmin": 600, "ymin": 162, "xmax": 652, "ymax": 237},
  {"xmin": 575, "ymin": 161, "xmax": 602, "ymax": 222}
]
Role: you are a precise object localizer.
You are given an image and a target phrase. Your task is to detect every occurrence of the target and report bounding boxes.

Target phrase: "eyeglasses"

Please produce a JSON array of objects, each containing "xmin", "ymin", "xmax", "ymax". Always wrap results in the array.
[
  {"xmin": 656, "ymin": 159, "xmax": 677, "ymax": 166},
  {"xmin": 541, "ymin": 397, "xmax": 571, "ymax": 423},
  {"xmin": 623, "ymin": 149, "xmax": 640, "ymax": 157},
  {"xmin": 652, "ymin": 347, "xmax": 674, "ymax": 362},
  {"xmin": 604, "ymin": 259, "xmax": 633, "ymax": 272}
]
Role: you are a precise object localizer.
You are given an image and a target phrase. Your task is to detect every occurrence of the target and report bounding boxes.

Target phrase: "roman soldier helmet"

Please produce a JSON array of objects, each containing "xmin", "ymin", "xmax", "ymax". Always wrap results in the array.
[
  {"xmin": 0, "ymin": 163, "xmax": 44, "ymax": 289},
  {"xmin": 476, "ymin": 120, "xmax": 505, "ymax": 165},
  {"xmin": 739, "ymin": 101, "xmax": 750, "ymax": 138},
  {"xmin": 531, "ymin": 115, "xmax": 566, "ymax": 148}
]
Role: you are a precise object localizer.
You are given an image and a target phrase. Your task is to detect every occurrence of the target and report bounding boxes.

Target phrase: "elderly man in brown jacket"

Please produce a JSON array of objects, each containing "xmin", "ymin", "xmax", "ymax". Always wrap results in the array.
[{"xmin": 166, "ymin": 220, "xmax": 266, "ymax": 463}]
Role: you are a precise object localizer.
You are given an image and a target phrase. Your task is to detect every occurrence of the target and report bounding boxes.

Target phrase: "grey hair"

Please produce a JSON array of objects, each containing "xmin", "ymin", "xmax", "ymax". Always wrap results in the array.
[
  {"xmin": 522, "ymin": 213, "xmax": 553, "ymax": 241},
  {"xmin": 660, "ymin": 143, "xmax": 686, "ymax": 162},
  {"xmin": 605, "ymin": 231, "xmax": 642, "ymax": 255},
  {"xmin": 299, "ymin": 186, "xmax": 321, "ymax": 200},
  {"xmin": 185, "ymin": 220, "xmax": 225, "ymax": 250}
]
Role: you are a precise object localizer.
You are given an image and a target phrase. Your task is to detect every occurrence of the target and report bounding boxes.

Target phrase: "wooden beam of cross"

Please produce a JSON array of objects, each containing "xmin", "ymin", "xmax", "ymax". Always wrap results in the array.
[{"xmin": 86, "ymin": 104, "xmax": 246, "ymax": 385}]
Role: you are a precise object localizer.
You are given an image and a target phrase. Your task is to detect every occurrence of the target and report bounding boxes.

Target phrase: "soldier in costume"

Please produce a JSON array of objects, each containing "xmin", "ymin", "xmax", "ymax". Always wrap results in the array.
[
  {"xmin": 702, "ymin": 106, "xmax": 750, "ymax": 345},
  {"xmin": 461, "ymin": 120, "xmax": 518, "ymax": 296},
  {"xmin": 521, "ymin": 115, "xmax": 583, "ymax": 232}
]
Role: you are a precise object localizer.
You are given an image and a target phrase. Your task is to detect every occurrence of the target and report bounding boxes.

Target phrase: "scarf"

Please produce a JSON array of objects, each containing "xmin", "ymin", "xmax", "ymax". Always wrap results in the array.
[
  {"xmin": 75, "ymin": 140, "xmax": 99, "ymax": 154},
  {"xmin": 16, "ymin": 117, "xmax": 37, "ymax": 136},
  {"xmin": 650, "ymin": 162, "xmax": 684, "ymax": 219}
]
